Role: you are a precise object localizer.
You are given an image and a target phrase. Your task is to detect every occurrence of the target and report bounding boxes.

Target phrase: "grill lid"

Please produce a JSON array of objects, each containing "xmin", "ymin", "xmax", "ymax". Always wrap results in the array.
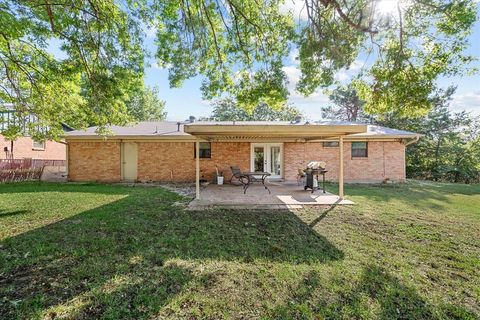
[{"xmin": 306, "ymin": 161, "xmax": 326, "ymax": 170}]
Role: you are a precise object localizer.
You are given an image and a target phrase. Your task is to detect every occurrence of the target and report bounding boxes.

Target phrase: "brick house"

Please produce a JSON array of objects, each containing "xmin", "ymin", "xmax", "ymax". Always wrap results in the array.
[
  {"xmin": 0, "ymin": 136, "xmax": 67, "ymax": 160},
  {"xmin": 1, "ymin": 110, "xmax": 71, "ymax": 160},
  {"xmin": 65, "ymin": 121, "xmax": 420, "ymax": 198}
]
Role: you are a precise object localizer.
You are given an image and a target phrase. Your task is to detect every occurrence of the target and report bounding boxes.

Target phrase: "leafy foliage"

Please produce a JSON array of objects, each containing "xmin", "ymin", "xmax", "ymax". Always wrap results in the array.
[
  {"xmin": 150, "ymin": 0, "xmax": 293, "ymax": 111},
  {"xmin": 203, "ymin": 98, "xmax": 302, "ymax": 121},
  {"xmin": 327, "ymin": 84, "xmax": 480, "ymax": 182},
  {"xmin": 322, "ymin": 85, "xmax": 374, "ymax": 122},
  {"xmin": 299, "ymin": 0, "xmax": 477, "ymax": 116},
  {"xmin": 0, "ymin": 0, "xmax": 477, "ymax": 138},
  {"xmin": 126, "ymin": 86, "xmax": 167, "ymax": 121},
  {"xmin": 377, "ymin": 88, "xmax": 480, "ymax": 182},
  {"xmin": 0, "ymin": 0, "xmax": 145, "ymax": 138}
]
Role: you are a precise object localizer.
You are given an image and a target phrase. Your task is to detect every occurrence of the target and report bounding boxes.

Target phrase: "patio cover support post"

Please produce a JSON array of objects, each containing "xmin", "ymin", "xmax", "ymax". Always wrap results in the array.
[
  {"xmin": 195, "ymin": 140, "xmax": 200, "ymax": 200},
  {"xmin": 339, "ymin": 136, "xmax": 344, "ymax": 199}
]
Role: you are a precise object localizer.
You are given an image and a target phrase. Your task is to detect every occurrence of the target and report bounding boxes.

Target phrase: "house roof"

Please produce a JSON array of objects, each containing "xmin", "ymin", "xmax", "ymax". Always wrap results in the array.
[
  {"xmin": 66, "ymin": 121, "xmax": 190, "ymax": 137},
  {"xmin": 65, "ymin": 120, "xmax": 420, "ymax": 141},
  {"xmin": 348, "ymin": 125, "xmax": 420, "ymax": 139}
]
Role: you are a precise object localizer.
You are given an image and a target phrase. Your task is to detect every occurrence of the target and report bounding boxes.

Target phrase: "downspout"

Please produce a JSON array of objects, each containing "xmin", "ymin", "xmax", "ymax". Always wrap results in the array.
[
  {"xmin": 65, "ymin": 142, "xmax": 69, "ymax": 179},
  {"xmin": 120, "ymin": 139, "xmax": 124, "ymax": 181},
  {"xmin": 339, "ymin": 136, "xmax": 344, "ymax": 199},
  {"xmin": 382, "ymin": 143, "xmax": 386, "ymax": 178}
]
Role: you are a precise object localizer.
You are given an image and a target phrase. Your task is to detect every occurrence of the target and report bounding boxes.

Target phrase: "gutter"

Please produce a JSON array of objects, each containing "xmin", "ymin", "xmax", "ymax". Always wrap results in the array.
[{"xmin": 404, "ymin": 135, "xmax": 420, "ymax": 146}]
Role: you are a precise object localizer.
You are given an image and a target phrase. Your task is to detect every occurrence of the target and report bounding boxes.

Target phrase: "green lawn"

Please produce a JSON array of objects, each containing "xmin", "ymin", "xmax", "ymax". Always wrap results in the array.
[{"xmin": 0, "ymin": 182, "xmax": 479, "ymax": 319}]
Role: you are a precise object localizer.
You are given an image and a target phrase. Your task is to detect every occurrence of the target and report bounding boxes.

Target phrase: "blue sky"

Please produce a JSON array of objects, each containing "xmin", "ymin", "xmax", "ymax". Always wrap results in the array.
[{"xmin": 49, "ymin": 3, "xmax": 480, "ymax": 121}]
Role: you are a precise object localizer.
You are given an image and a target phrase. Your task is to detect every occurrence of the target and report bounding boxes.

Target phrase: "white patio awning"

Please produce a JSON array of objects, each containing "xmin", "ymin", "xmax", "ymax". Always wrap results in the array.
[
  {"xmin": 185, "ymin": 122, "xmax": 367, "ymax": 201},
  {"xmin": 184, "ymin": 121, "xmax": 368, "ymax": 141}
]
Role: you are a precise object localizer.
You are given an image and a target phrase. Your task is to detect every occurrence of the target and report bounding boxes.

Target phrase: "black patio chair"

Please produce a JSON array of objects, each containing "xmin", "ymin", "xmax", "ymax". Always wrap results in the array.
[{"xmin": 229, "ymin": 165, "xmax": 248, "ymax": 185}]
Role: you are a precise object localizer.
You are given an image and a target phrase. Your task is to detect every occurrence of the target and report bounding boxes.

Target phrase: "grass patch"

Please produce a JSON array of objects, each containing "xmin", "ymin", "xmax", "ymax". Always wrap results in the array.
[{"xmin": 0, "ymin": 181, "xmax": 479, "ymax": 319}]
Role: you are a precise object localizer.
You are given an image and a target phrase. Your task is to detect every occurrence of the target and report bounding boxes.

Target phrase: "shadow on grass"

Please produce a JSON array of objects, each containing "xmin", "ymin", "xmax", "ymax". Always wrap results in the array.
[
  {"xmin": 0, "ymin": 181, "xmax": 147, "ymax": 195},
  {"xmin": 0, "ymin": 183, "xmax": 343, "ymax": 318},
  {"xmin": 265, "ymin": 264, "xmax": 477, "ymax": 319},
  {"xmin": 0, "ymin": 209, "xmax": 29, "ymax": 218},
  {"xmin": 309, "ymin": 201, "xmax": 339, "ymax": 228}
]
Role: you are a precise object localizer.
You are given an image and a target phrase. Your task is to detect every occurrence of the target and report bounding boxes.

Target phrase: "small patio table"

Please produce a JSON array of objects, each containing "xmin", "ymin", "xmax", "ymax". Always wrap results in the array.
[{"xmin": 242, "ymin": 172, "xmax": 271, "ymax": 194}]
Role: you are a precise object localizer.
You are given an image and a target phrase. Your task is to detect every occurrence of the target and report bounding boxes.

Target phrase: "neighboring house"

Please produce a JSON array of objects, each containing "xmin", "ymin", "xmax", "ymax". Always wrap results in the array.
[
  {"xmin": 65, "ymin": 121, "xmax": 420, "ymax": 186},
  {"xmin": 0, "ymin": 109, "xmax": 72, "ymax": 160}
]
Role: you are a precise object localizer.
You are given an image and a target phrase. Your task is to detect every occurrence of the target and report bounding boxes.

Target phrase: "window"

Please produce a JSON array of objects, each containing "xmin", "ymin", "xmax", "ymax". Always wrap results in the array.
[
  {"xmin": 194, "ymin": 142, "xmax": 211, "ymax": 158},
  {"xmin": 32, "ymin": 140, "xmax": 45, "ymax": 150},
  {"xmin": 351, "ymin": 142, "xmax": 368, "ymax": 158},
  {"xmin": 323, "ymin": 141, "xmax": 339, "ymax": 148}
]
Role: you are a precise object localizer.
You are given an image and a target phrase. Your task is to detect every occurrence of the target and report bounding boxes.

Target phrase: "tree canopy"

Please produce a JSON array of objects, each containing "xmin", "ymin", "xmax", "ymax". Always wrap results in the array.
[
  {"xmin": 1, "ymin": 0, "xmax": 145, "ymax": 138},
  {"xmin": 126, "ymin": 86, "xmax": 167, "ymax": 121},
  {"xmin": 321, "ymin": 85, "xmax": 373, "ymax": 122},
  {"xmin": 202, "ymin": 98, "xmax": 302, "ymax": 121},
  {"xmin": 0, "ymin": 0, "xmax": 477, "ymax": 138},
  {"xmin": 151, "ymin": 0, "xmax": 477, "ymax": 114},
  {"xmin": 327, "ymin": 84, "xmax": 480, "ymax": 182}
]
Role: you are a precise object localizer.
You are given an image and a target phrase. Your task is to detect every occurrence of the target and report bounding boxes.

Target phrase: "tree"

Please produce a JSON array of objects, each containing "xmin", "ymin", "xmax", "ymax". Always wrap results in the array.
[
  {"xmin": 126, "ymin": 86, "xmax": 166, "ymax": 121},
  {"xmin": 375, "ymin": 87, "xmax": 479, "ymax": 182},
  {"xmin": 322, "ymin": 85, "xmax": 374, "ymax": 122},
  {"xmin": 151, "ymin": 0, "xmax": 477, "ymax": 114},
  {"xmin": 1, "ymin": 1, "xmax": 145, "ymax": 138},
  {"xmin": 206, "ymin": 98, "xmax": 302, "ymax": 121},
  {"xmin": 1, "ymin": 0, "xmax": 477, "ymax": 138},
  {"xmin": 323, "ymin": 85, "xmax": 480, "ymax": 182}
]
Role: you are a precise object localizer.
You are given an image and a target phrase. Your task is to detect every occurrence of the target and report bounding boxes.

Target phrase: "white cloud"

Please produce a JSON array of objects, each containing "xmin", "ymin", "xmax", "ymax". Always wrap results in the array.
[
  {"xmin": 334, "ymin": 60, "xmax": 365, "ymax": 82},
  {"xmin": 282, "ymin": 65, "xmax": 301, "ymax": 89},
  {"xmin": 280, "ymin": 0, "xmax": 309, "ymax": 21},
  {"xmin": 349, "ymin": 59, "xmax": 365, "ymax": 71},
  {"xmin": 143, "ymin": 23, "xmax": 157, "ymax": 38},
  {"xmin": 200, "ymin": 99, "xmax": 212, "ymax": 106},
  {"xmin": 334, "ymin": 71, "xmax": 349, "ymax": 82},
  {"xmin": 283, "ymin": 58, "xmax": 365, "ymax": 86},
  {"xmin": 288, "ymin": 48, "xmax": 300, "ymax": 65},
  {"xmin": 282, "ymin": 65, "xmax": 330, "ymax": 107},
  {"xmin": 151, "ymin": 61, "xmax": 172, "ymax": 70},
  {"xmin": 280, "ymin": 60, "xmax": 371, "ymax": 119},
  {"xmin": 451, "ymin": 91, "xmax": 480, "ymax": 114}
]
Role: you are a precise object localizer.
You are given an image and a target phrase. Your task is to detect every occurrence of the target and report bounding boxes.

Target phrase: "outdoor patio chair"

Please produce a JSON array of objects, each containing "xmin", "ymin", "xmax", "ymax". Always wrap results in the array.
[
  {"xmin": 229, "ymin": 165, "xmax": 248, "ymax": 185},
  {"xmin": 297, "ymin": 168, "xmax": 306, "ymax": 186}
]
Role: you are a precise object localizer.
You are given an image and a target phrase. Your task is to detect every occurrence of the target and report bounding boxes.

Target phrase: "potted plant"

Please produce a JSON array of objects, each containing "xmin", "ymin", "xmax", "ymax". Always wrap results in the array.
[{"xmin": 215, "ymin": 165, "xmax": 224, "ymax": 185}]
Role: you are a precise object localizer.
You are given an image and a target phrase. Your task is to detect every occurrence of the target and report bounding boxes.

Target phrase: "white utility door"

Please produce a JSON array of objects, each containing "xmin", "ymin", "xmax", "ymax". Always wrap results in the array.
[
  {"xmin": 250, "ymin": 143, "xmax": 283, "ymax": 179},
  {"xmin": 122, "ymin": 142, "xmax": 138, "ymax": 181}
]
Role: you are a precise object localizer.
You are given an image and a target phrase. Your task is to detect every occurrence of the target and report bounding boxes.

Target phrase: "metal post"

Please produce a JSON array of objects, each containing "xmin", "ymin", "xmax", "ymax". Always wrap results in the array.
[
  {"xmin": 339, "ymin": 136, "xmax": 344, "ymax": 199},
  {"xmin": 195, "ymin": 140, "xmax": 200, "ymax": 200}
]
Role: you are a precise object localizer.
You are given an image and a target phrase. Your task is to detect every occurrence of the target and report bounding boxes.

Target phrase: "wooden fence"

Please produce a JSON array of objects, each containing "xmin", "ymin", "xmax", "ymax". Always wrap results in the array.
[{"xmin": 0, "ymin": 159, "xmax": 66, "ymax": 182}]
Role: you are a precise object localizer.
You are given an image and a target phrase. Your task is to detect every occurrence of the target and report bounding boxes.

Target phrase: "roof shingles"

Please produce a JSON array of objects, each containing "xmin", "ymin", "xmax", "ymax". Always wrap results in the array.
[{"xmin": 65, "ymin": 121, "xmax": 419, "ymax": 138}]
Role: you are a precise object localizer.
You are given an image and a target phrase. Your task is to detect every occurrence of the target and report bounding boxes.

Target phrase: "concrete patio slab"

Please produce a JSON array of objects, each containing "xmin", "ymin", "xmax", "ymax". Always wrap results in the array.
[{"xmin": 188, "ymin": 181, "xmax": 354, "ymax": 210}]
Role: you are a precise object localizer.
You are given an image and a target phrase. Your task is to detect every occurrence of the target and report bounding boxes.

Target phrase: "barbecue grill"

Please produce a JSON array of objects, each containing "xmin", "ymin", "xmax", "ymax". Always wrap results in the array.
[{"xmin": 303, "ymin": 161, "xmax": 328, "ymax": 193}]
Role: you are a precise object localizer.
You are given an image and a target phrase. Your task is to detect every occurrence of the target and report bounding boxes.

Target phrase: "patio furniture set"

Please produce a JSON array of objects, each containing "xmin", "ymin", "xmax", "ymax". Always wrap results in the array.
[{"xmin": 229, "ymin": 162, "xmax": 328, "ymax": 194}]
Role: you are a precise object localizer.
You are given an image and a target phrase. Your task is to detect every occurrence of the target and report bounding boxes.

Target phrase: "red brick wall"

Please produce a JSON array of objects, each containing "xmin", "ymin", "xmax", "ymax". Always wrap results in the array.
[
  {"xmin": 0, "ymin": 135, "xmax": 66, "ymax": 160},
  {"xmin": 137, "ymin": 142, "xmax": 250, "ymax": 182},
  {"xmin": 284, "ymin": 141, "xmax": 405, "ymax": 182},
  {"xmin": 67, "ymin": 140, "xmax": 406, "ymax": 183},
  {"xmin": 68, "ymin": 141, "xmax": 121, "ymax": 182}
]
